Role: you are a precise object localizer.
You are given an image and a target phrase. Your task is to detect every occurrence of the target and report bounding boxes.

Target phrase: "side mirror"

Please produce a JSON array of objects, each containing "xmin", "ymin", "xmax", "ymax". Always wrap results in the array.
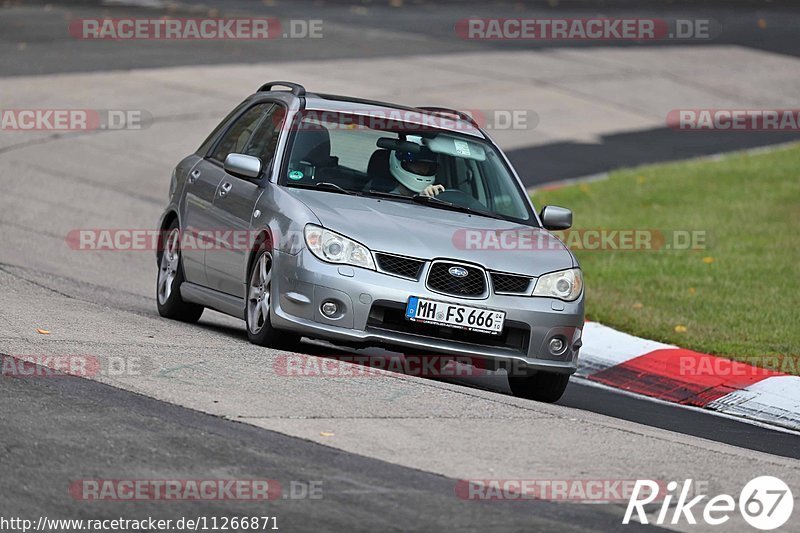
[
  {"xmin": 224, "ymin": 153, "xmax": 262, "ymax": 180},
  {"xmin": 540, "ymin": 205, "xmax": 572, "ymax": 230}
]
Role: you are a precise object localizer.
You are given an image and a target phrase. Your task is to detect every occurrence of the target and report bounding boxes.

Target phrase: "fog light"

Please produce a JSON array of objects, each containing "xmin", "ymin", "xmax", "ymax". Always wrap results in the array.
[
  {"xmin": 321, "ymin": 301, "xmax": 339, "ymax": 317},
  {"xmin": 549, "ymin": 337, "xmax": 567, "ymax": 355}
]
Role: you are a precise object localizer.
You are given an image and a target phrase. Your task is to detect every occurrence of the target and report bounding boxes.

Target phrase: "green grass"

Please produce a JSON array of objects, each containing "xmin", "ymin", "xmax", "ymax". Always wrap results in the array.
[{"xmin": 533, "ymin": 144, "xmax": 800, "ymax": 371}]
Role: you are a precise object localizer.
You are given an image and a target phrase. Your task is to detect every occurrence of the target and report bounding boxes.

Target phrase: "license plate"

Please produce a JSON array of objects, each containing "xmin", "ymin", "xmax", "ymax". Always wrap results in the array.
[{"xmin": 405, "ymin": 296, "xmax": 505, "ymax": 335}]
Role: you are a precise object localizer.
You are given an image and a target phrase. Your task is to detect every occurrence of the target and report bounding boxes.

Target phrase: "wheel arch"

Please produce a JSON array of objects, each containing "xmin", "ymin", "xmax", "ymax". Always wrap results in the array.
[
  {"xmin": 245, "ymin": 228, "xmax": 275, "ymax": 282},
  {"xmin": 156, "ymin": 209, "xmax": 180, "ymax": 263}
]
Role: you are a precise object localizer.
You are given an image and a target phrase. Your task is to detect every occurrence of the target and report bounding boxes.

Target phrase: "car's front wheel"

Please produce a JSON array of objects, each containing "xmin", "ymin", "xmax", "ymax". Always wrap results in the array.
[
  {"xmin": 156, "ymin": 221, "xmax": 204, "ymax": 323},
  {"xmin": 245, "ymin": 248, "xmax": 300, "ymax": 348},
  {"xmin": 508, "ymin": 371, "xmax": 570, "ymax": 403}
]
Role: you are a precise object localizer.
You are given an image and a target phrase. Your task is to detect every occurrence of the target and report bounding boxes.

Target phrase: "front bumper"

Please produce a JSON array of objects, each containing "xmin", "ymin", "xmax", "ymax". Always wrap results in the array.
[{"xmin": 270, "ymin": 248, "xmax": 584, "ymax": 374}]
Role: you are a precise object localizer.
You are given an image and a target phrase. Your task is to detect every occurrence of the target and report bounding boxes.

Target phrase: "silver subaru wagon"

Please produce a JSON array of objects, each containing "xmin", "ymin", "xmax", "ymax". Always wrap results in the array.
[{"xmin": 156, "ymin": 81, "xmax": 584, "ymax": 402}]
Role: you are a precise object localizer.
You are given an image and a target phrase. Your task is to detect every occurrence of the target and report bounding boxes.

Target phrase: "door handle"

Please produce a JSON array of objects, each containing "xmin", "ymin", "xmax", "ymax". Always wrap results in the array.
[
  {"xmin": 219, "ymin": 182, "xmax": 232, "ymax": 198},
  {"xmin": 189, "ymin": 169, "xmax": 201, "ymax": 183}
]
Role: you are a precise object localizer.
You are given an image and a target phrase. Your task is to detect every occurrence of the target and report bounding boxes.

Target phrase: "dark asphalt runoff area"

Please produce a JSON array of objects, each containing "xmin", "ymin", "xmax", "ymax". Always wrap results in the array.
[{"xmin": 0, "ymin": 359, "xmax": 658, "ymax": 533}]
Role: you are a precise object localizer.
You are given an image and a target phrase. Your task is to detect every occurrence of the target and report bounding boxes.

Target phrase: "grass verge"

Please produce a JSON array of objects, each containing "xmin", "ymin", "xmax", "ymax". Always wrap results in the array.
[{"xmin": 533, "ymin": 144, "xmax": 800, "ymax": 372}]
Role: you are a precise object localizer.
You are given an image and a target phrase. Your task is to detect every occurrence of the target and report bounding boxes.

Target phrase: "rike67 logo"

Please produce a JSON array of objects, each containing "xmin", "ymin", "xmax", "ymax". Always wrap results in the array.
[{"xmin": 624, "ymin": 476, "xmax": 793, "ymax": 530}]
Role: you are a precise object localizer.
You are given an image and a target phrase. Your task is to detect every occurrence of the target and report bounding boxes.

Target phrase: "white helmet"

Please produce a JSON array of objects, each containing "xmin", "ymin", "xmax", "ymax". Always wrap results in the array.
[{"xmin": 389, "ymin": 143, "xmax": 439, "ymax": 193}]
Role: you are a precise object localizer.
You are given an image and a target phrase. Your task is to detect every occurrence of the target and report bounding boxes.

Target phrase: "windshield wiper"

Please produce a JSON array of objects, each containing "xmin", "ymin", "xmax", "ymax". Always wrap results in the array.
[
  {"xmin": 366, "ymin": 190, "xmax": 411, "ymax": 200},
  {"xmin": 315, "ymin": 182, "xmax": 358, "ymax": 195},
  {"xmin": 287, "ymin": 181, "xmax": 358, "ymax": 196},
  {"xmin": 411, "ymin": 194, "xmax": 505, "ymax": 220}
]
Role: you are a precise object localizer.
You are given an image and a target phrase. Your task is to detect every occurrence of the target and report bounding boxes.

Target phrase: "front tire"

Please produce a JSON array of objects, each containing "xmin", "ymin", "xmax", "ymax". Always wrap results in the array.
[
  {"xmin": 508, "ymin": 371, "xmax": 570, "ymax": 403},
  {"xmin": 156, "ymin": 221, "xmax": 204, "ymax": 323},
  {"xmin": 245, "ymin": 248, "xmax": 300, "ymax": 348}
]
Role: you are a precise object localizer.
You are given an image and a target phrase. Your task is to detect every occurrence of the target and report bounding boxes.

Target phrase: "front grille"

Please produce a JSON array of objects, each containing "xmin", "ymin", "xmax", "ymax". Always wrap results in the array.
[
  {"xmin": 427, "ymin": 261, "xmax": 486, "ymax": 297},
  {"xmin": 375, "ymin": 253, "xmax": 425, "ymax": 280},
  {"xmin": 491, "ymin": 272, "xmax": 533, "ymax": 294}
]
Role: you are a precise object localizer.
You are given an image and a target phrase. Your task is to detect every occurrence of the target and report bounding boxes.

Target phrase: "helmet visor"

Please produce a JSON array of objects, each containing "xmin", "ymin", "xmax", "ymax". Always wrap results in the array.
[{"xmin": 396, "ymin": 151, "xmax": 439, "ymax": 177}]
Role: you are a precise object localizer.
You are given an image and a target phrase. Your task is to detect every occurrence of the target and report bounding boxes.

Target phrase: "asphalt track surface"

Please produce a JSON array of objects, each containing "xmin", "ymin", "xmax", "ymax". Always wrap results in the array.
[
  {"xmin": 1, "ymin": 364, "xmax": 657, "ymax": 532},
  {"xmin": 1, "ymin": 1, "xmax": 799, "ymax": 532},
  {"xmin": 3, "ymin": 0, "xmax": 800, "ymax": 184}
]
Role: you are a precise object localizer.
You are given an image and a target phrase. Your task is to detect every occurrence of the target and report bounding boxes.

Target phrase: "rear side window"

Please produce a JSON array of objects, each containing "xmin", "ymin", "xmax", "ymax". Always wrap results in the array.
[{"xmin": 210, "ymin": 104, "xmax": 270, "ymax": 163}]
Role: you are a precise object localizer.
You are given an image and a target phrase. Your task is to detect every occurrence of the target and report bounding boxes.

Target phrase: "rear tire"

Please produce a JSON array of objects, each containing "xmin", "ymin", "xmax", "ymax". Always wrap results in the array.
[
  {"xmin": 508, "ymin": 371, "xmax": 570, "ymax": 403},
  {"xmin": 245, "ymin": 247, "xmax": 300, "ymax": 348},
  {"xmin": 156, "ymin": 221, "xmax": 204, "ymax": 323}
]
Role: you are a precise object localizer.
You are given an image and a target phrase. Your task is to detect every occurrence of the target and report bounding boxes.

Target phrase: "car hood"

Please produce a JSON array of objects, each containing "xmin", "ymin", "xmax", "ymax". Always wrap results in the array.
[{"xmin": 287, "ymin": 189, "xmax": 575, "ymax": 276}]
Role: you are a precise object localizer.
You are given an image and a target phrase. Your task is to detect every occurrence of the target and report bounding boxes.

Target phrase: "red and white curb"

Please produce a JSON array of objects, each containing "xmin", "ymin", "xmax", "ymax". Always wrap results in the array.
[{"xmin": 576, "ymin": 322, "xmax": 800, "ymax": 432}]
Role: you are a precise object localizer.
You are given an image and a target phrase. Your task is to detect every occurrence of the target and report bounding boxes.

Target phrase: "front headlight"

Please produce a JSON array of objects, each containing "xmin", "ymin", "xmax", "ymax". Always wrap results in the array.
[
  {"xmin": 304, "ymin": 224, "xmax": 375, "ymax": 270},
  {"xmin": 532, "ymin": 268, "xmax": 583, "ymax": 301}
]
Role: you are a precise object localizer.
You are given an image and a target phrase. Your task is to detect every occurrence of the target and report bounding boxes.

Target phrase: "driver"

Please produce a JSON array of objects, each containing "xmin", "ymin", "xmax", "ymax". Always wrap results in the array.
[{"xmin": 389, "ymin": 146, "xmax": 444, "ymax": 197}]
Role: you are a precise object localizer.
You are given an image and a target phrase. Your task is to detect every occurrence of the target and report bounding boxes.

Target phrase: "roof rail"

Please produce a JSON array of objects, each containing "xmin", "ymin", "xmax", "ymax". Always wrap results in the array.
[
  {"xmin": 315, "ymin": 93, "xmax": 424, "ymax": 114},
  {"xmin": 416, "ymin": 106, "xmax": 480, "ymax": 129},
  {"xmin": 257, "ymin": 81, "xmax": 306, "ymax": 97}
]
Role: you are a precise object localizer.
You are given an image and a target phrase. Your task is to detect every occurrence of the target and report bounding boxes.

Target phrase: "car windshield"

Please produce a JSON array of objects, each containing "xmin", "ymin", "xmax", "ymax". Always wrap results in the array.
[{"xmin": 281, "ymin": 111, "xmax": 534, "ymax": 223}]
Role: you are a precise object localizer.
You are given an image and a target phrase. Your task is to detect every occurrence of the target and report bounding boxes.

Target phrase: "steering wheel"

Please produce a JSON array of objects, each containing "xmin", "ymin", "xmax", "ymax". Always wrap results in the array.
[{"xmin": 434, "ymin": 189, "xmax": 486, "ymax": 211}]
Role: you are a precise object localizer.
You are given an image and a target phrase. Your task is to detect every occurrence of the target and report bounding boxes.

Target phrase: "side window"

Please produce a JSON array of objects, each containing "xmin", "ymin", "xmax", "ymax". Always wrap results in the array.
[
  {"xmin": 196, "ymin": 102, "xmax": 248, "ymax": 156},
  {"xmin": 243, "ymin": 104, "xmax": 287, "ymax": 169},
  {"xmin": 210, "ymin": 104, "xmax": 269, "ymax": 163}
]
